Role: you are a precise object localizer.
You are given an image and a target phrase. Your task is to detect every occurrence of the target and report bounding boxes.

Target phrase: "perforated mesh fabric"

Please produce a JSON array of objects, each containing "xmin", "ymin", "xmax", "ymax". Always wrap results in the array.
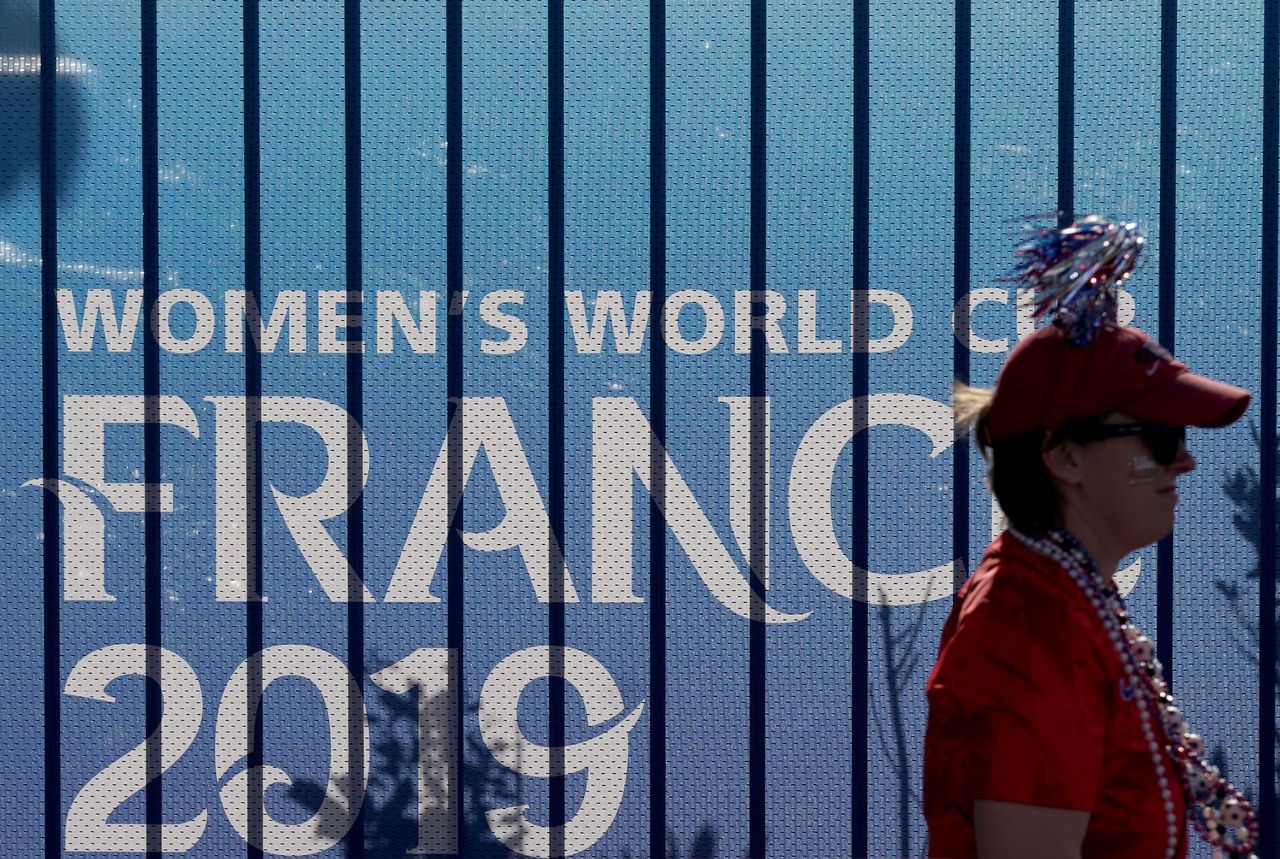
[
  {"xmin": 2, "ymin": 0, "xmax": 1278, "ymax": 856},
  {"xmin": 1173, "ymin": 6, "xmax": 1267, "ymax": 853}
]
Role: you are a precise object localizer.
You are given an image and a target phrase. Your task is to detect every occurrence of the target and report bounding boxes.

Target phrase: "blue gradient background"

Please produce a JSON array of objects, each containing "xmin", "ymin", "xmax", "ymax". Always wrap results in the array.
[{"xmin": 0, "ymin": 1, "xmax": 1273, "ymax": 857}]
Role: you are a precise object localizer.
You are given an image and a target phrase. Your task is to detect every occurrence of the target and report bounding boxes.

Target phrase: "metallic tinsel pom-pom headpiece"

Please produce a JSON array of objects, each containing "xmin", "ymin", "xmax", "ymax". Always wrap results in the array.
[{"xmin": 1010, "ymin": 215, "xmax": 1145, "ymax": 346}]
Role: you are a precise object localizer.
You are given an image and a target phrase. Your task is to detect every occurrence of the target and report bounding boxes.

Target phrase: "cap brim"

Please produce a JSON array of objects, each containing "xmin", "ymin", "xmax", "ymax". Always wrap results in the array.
[{"xmin": 1121, "ymin": 370, "xmax": 1252, "ymax": 428}]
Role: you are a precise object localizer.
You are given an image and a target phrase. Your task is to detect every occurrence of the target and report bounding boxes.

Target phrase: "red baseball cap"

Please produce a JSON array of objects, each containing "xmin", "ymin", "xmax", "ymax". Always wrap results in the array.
[{"xmin": 984, "ymin": 323, "xmax": 1251, "ymax": 443}]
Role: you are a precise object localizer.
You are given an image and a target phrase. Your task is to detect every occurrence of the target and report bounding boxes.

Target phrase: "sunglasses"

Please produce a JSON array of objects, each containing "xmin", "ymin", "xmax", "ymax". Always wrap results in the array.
[{"xmin": 1061, "ymin": 421, "xmax": 1188, "ymax": 466}]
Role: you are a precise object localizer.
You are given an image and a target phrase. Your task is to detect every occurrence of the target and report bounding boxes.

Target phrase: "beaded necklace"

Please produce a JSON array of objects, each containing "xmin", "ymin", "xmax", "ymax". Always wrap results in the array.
[{"xmin": 1009, "ymin": 526, "xmax": 1259, "ymax": 859}]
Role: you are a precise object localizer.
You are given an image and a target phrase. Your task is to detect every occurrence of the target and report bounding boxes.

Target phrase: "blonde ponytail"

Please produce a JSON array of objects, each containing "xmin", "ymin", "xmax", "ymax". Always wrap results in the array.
[{"xmin": 953, "ymin": 380, "xmax": 995, "ymax": 455}]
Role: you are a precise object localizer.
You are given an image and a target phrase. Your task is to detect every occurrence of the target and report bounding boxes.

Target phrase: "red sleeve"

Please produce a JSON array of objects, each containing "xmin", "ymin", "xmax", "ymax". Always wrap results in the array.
[{"xmin": 927, "ymin": 573, "xmax": 1113, "ymax": 812}]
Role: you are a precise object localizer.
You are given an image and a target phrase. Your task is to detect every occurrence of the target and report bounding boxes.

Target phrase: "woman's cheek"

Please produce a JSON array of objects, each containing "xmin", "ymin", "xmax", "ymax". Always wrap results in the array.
[{"xmin": 1126, "ymin": 454, "xmax": 1159, "ymax": 485}]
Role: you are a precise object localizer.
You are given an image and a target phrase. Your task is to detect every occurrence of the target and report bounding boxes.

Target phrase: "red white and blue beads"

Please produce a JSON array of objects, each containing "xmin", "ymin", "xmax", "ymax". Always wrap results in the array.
[{"xmin": 1011, "ymin": 526, "xmax": 1259, "ymax": 859}]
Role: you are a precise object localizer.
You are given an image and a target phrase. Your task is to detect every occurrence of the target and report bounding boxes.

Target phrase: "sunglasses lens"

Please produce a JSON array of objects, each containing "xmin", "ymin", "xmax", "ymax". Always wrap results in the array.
[
  {"xmin": 1065, "ymin": 421, "xmax": 1187, "ymax": 465},
  {"xmin": 1142, "ymin": 424, "xmax": 1184, "ymax": 465}
]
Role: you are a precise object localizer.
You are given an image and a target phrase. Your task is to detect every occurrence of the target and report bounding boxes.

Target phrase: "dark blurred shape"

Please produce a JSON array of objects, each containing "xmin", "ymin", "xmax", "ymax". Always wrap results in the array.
[
  {"xmin": 874, "ymin": 583, "xmax": 932, "ymax": 858},
  {"xmin": 288, "ymin": 672, "xmax": 524, "ymax": 857},
  {"xmin": 0, "ymin": 0, "xmax": 85, "ymax": 203},
  {"xmin": 1217, "ymin": 420, "xmax": 1280, "ymax": 786},
  {"xmin": 683, "ymin": 824, "xmax": 717, "ymax": 859},
  {"xmin": 287, "ymin": 673, "xmax": 736, "ymax": 857}
]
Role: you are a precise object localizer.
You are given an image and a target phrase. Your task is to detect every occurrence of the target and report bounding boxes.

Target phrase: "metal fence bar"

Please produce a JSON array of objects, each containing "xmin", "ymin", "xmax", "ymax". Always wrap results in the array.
[
  {"xmin": 140, "ymin": 0, "xmax": 164, "ymax": 852},
  {"xmin": 445, "ymin": 0, "xmax": 465, "ymax": 853},
  {"xmin": 1258, "ymin": 0, "xmax": 1278, "ymax": 850},
  {"xmin": 548, "ymin": 0, "xmax": 568, "ymax": 855},
  {"xmin": 343, "ymin": 0, "xmax": 366, "ymax": 855},
  {"xmin": 1156, "ymin": 0, "xmax": 1177, "ymax": 686},
  {"xmin": 1057, "ymin": 0, "xmax": 1072, "ymax": 227},
  {"xmin": 648, "ymin": 0, "xmax": 669, "ymax": 853},
  {"xmin": 39, "ymin": 0, "xmax": 62, "ymax": 854},
  {"xmin": 851, "ymin": 0, "xmax": 870, "ymax": 851},
  {"xmin": 748, "ymin": 0, "xmax": 768, "ymax": 855},
  {"xmin": 242, "ymin": 0, "xmax": 266, "ymax": 854},
  {"xmin": 953, "ymin": 0, "xmax": 971, "ymax": 596}
]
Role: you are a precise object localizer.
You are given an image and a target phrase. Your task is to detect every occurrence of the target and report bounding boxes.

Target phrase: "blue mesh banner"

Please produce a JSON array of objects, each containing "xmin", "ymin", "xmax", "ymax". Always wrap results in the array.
[{"xmin": 1, "ymin": 0, "xmax": 1277, "ymax": 856}]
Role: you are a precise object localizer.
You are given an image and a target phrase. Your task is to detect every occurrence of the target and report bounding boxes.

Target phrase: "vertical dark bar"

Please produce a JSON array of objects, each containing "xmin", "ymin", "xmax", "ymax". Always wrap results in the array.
[
  {"xmin": 243, "ymin": 0, "xmax": 265, "ymax": 854},
  {"xmin": 952, "ymin": 0, "xmax": 970, "ymax": 594},
  {"xmin": 748, "ymin": 0, "xmax": 767, "ymax": 856},
  {"xmin": 547, "ymin": 0, "xmax": 567, "ymax": 855},
  {"xmin": 445, "ymin": 0, "xmax": 465, "ymax": 853},
  {"xmin": 1259, "ymin": 0, "xmax": 1278, "ymax": 850},
  {"xmin": 647, "ymin": 0, "xmax": 668, "ymax": 853},
  {"xmin": 140, "ymin": 0, "xmax": 163, "ymax": 852},
  {"xmin": 850, "ymin": 0, "xmax": 870, "ymax": 851},
  {"xmin": 344, "ymin": 0, "xmax": 366, "ymax": 855},
  {"xmin": 1056, "ymin": 0, "xmax": 1072, "ymax": 226},
  {"xmin": 39, "ymin": 0, "xmax": 61, "ymax": 855},
  {"xmin": 1156, "ymin": 0, "xmax": 1176, "ymax": 686}
]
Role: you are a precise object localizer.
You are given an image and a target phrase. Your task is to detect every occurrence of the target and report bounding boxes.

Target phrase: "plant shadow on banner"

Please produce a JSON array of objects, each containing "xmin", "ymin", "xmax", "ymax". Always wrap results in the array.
[
  {"xmin": 1217, "ymin": 421, "xmax": 1280, "ymax": 789},
  {"xmin": 286, "ymin": 676, "xmax": 725, "ymax": 858},
  {"xmin": 287, "ymin": 677, "xmax": 523, "ymax": 857},
  {"xmin": 873, "ymin": 581, "xmax": 934, "ymax": 859}
]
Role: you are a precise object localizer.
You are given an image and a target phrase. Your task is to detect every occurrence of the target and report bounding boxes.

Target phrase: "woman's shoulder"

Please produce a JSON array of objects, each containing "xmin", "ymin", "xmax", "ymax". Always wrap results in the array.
[
  {"xmin": 938, "ymin": 532, "xmax": 1114, "ymax": 678},
  {"xmin": 929, "ymin": 532, "xmax": 1115, "ymax": 703},
  {"xmin": 958, "ymin": 531, "xmax": 1088, "ymax": 619}
]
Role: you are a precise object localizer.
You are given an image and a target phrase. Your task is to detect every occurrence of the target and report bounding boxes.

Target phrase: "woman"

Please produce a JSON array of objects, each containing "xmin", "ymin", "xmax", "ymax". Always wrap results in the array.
[{"xmin": 923, "ymin": 217, "xmax": 1259, "ymax": 859}]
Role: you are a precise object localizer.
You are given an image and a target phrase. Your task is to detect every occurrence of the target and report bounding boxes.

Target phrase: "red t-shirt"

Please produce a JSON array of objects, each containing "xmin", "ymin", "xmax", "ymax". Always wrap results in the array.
[{"xmin": 923, "ymin": 532, "xmax": 1186, "ymax": 858}]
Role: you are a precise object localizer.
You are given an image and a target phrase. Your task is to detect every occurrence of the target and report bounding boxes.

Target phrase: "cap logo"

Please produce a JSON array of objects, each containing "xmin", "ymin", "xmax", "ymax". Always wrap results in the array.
[{"xmin": 1133, "ymin": 342, "xmax": 1173, "ymax": 377}]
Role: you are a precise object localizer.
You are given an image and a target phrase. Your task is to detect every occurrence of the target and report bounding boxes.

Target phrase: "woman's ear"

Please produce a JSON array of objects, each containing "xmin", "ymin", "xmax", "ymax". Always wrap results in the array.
[{"xmin": 1041, "ymin": 432, "xmax": 1084, "ymax": 487}]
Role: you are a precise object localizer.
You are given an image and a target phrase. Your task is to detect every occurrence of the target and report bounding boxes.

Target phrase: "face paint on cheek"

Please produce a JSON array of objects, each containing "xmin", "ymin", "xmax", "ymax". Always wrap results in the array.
[{"xmin": 1128, "ymin": 454, "xmax": 1159, "ymax": 485}]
